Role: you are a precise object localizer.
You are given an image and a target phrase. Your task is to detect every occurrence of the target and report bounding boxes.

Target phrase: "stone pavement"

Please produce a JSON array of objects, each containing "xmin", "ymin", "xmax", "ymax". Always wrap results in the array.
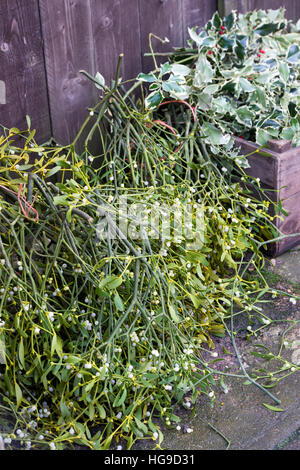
[{"xmin": 134, "ymin": 249, "xmax": 300, "ymax": 451}]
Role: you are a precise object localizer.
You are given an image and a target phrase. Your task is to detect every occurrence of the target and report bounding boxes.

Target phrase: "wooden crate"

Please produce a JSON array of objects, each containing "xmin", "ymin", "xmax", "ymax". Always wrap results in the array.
[{"xmin": 234, "ymin": 137, "xmax": 300, "ymax": 257}]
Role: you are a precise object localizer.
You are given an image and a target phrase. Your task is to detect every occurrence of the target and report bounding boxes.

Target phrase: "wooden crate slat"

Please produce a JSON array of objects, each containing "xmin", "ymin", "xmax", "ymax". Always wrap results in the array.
[
  {"xmin": 234, "ymin": 136, "xmax": 300, "ymax": 255},
  {"xmin": 278, "ymin": 149, "xmax": 300, "ymax": 200},
  {"xmin": 274, "ymin": 191, "xmax": 300, "ymax": 254},
  {"xmin": 0, "ymin": 0, "xmax": 51, "ymax": 143},
  {"xmin": 234, "ymin": 137, "xmax": 278, "ymax": 189},
  {"xmin": 234, "ymin": 137, "xmax": 300, "ymax": 201}
]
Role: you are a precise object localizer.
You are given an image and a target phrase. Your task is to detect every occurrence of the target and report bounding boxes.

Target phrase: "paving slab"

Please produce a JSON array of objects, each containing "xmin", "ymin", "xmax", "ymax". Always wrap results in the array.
[{"xmin": 269, "ymin": 248, "xmax": 300, "ymax": 286}]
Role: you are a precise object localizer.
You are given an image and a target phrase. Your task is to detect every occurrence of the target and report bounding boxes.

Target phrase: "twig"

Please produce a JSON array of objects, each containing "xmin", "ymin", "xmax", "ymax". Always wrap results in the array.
[{"xmin": 207, "ymin": 422, "xmax": 231, "ymax": 450}]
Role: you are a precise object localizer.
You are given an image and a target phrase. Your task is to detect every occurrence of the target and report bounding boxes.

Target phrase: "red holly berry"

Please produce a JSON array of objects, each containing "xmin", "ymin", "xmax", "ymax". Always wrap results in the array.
[
  {"xmin": 208, "ymin": 50, "xmax": 212, "ymax": 55},
  {"xmin": 219, "ymin": 31, "xmax": 224, "ymax": 35},
  {"xmin": 258, "ymin": 53, "xmax": 261, "ymax": 58},
  {"xmin": 221, "ymin": 26, "xmax": 226, "ymax": 30},
  {"xmin": 259, "ymin": 49, "xmax": 266, "ymax": 53}
]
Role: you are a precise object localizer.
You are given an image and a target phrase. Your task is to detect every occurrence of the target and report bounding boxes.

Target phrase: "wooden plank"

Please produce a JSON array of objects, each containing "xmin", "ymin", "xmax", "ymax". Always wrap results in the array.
[
  {"xmin": 0, "ymin": 0, "xmax": 51, "ymax": 143},
  {"xmin": 233, "ymin": 137, "xmax": 278, "ymax": 189},
  {"xmin": 275, "ymin": 191, "xmax": 300, "ymax": 254},
  {"xmin": 277, "ymin": 148, "xmax": 300, "ymax": 200},
  {"xmin": 183, "ymin": 0, "xmax": 218, "ymax": 44},
  {"xmin": 139, "ymin": 0, "xmax": 184, "ymax": 72},
  {"xmin": 39, "ymin": 0, "xmax": 97, "ymax": 145},
  {"xmin": 234, "ymin": 137, "xmax": 300, "ymax": 200},
  {"xmin": 233, "ymin": 135, "xmax": 300, "ymax": 255},
  {"xmin": 90, "ymin": 0, "xmax": 142, "ymax": 86},
  {"xmin": 219, "ymin": 0, "xmax": 300, "ymax": 21},
  {"xmin": 218, "ymin": 0, "xmax": 249, "ymax": 17}
]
